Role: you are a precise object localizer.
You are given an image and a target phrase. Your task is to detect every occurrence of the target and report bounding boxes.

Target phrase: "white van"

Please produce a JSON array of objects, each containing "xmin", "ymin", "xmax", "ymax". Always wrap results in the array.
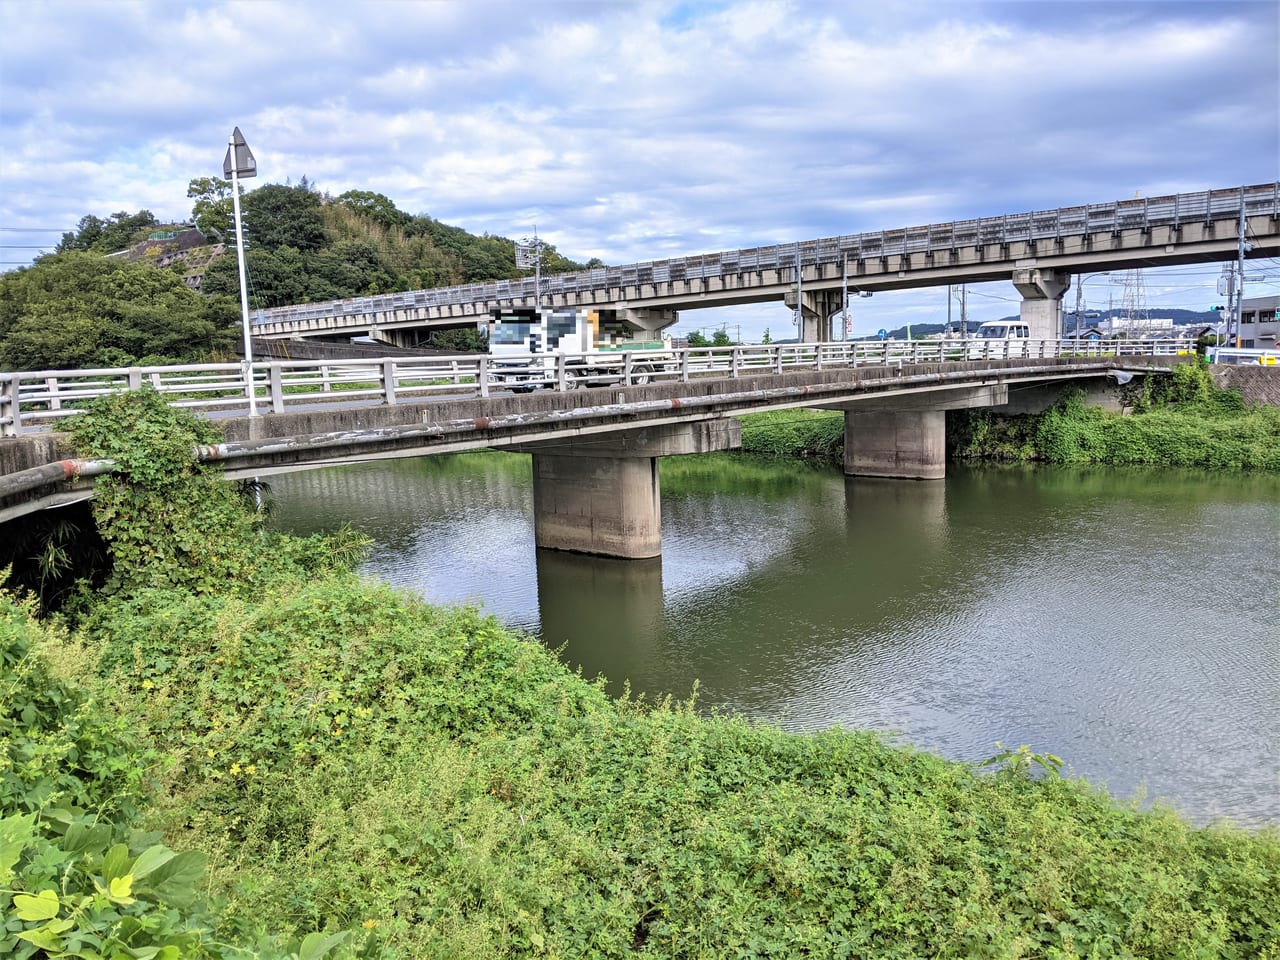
[{"xmin": 975, "ymin": 321, "xmax": 1030, "ymax": 339}]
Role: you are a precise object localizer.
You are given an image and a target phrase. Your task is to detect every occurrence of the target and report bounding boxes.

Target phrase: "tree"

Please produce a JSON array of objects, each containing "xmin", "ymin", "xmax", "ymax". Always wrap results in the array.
[
  {"xmin": 0, "ymin": 254, "xmax": 235, "ymax": 369},
  {"xmin": 188, "ymin": 177, "xmax": 236, "ymax": 242},
  {"xmin": 240, "ymin": 183, "xmax": 326, "ymax": 251},
  {"xmin": 686, "ymin": 331, "xmax": 709, "ymax": 347},
  {"xmin": 761, "ymin": 327, "xmax": 772, "ymax": 345},
  {"xmin": 55, "ymin": 210, "xmax": 159, "ymax": 255},
  {"xmin": 712, "ymin": 329, "xmax": 733, "ymax": 347},
  {"xmin": 335, "ymin": 190, "xmax": 409, "ymax": 230},
  {"xmin": 418, "ymin": 327, "xmax": 487, "ymax": 352}
]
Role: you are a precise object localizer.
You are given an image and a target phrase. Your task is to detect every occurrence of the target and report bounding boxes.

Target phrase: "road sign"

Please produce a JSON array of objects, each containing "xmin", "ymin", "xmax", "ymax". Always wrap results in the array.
[
  {"xmin": 222, "ymin": 126, "xmax": 256, "ymax": 180},
  {"xmin": 877, "ymin": 328, "xmax": 888, "ymax": 340}
]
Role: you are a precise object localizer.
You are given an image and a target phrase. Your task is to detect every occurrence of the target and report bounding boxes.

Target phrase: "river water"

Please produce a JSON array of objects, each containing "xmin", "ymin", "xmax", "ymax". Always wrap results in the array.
[{"xmin": 267, "ymin": 453, "xmax": 1280, "ymax": 828}]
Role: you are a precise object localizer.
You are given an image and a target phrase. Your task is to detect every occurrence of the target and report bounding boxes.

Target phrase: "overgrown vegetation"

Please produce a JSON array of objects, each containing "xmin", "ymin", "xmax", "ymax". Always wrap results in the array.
[
  {"xmin": 0, "ymin": 254, "xmax": 237, "ymax": 370},
  {"xmin": 3, "ymin": 393, "xmax": 1279, "ymax": 958},
  {"xmin": 735, "ymin": 363, "xmax": 1280, "ymax": 472},
  {"xmin": 739, "ymin": 408, "xmax": 844, "ymax": 458},
  {"xmin": 950, "ymin": 361, "xmax": 1280, "ymax": 469}
]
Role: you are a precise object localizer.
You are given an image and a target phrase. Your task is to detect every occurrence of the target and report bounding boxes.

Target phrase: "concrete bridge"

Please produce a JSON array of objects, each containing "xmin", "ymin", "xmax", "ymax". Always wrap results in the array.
[
  {"xmin": 251, "ymin": 182, "xmax": 1279, "ymax": 344},
  {"xmin": 1, "ymin": 346, "xmax": 1185, "ymax": 558}
]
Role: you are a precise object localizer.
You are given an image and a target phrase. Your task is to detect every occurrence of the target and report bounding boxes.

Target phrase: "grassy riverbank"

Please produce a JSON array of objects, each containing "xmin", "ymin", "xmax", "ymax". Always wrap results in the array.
[
  {"xmin": 740, "ymin": 361, "xmax": 1280, "ymax": 470},
  {"xmin": 3, "ymin": 390, "xmax": 1279, "ymax": 958}
]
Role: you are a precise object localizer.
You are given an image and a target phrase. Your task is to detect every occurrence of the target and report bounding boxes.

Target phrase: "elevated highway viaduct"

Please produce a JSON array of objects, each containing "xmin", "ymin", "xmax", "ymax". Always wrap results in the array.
[{"xmin": 251, "ymin": 183, "xmax": 1279, "ymax": 345}]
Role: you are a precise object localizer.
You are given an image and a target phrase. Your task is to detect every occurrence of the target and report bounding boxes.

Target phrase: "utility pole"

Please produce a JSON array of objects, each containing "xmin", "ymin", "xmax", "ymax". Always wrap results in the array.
[
  {"xmin": 1233, "ymin": 205, "xmax": 1247, "ymax": 346},
  {"xmin": 794, "ymin": 244, "xmax": 803, "ymax": 331},
  {"xmin": 842, "ymin": 255, "xmax": 849, "ymax": 342}
]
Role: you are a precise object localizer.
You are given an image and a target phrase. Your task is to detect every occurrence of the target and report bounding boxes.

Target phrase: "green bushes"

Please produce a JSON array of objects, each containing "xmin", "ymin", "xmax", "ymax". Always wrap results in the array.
[
  {"xmin": 950, "ymin": 362, "xmax": 1280, "ymax": 469},
  {"xmin": 51, "ymin": 573, "xmax": 1278, "ymax": 958},
  {"xmin": 739, "ymin": 409, "xmax": 844, "ymax": 458},
  {"xmin": 0, "ymin": 594, "xmax": 223, "ymax": 959},
  {"xmin": 4, "ymin": 389, "xmax": 1278, "ymax": 958}
]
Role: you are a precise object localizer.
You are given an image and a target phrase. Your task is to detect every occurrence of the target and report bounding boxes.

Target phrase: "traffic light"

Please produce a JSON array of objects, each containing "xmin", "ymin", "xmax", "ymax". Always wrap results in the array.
[{"xmin": 1210, "ymin": 305, "xmax": 1225, "ymax": 312}]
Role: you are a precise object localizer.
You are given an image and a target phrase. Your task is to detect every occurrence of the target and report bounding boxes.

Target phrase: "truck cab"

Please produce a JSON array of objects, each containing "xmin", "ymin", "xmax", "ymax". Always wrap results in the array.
[{"xmin": 975, "ymin": 321, "xmax": 1030, "ymax": 339}]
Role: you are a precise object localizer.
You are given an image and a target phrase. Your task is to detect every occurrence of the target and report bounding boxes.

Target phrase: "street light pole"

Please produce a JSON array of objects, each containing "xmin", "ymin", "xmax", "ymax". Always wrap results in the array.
[{"xmin": 223, "ymin": 127, "xmax": 258, "ymax": 416}]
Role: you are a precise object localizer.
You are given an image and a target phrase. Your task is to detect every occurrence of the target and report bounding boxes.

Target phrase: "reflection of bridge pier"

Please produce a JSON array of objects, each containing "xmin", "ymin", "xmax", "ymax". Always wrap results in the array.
[
  {"xmin": 513, "ymin": 419, "xmax": 740, "ymax": 558},
  {"xmin": 535, "ymin": 548, "xmax": 665, "ymax": 686}
]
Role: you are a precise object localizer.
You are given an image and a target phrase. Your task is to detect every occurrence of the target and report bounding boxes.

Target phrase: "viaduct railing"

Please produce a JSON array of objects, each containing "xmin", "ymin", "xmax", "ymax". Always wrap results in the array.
[
  {"xmin": 254, "ymin": 183, "xmax": 1279, "ymax": 327},
  {"xmin": 0, "ymin": 338, "xmax": 1196, "ymax": 437}
]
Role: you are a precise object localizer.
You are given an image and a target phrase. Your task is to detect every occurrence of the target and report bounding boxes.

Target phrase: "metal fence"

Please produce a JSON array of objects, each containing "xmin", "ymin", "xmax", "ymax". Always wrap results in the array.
[{"xmin": 0, "ymin": 338, "xmax": 1196, "ymax": 436}]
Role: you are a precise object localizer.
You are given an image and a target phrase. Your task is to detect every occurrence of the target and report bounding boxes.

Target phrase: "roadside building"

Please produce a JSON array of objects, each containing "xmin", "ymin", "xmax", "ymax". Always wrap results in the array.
[{"xmin": 1238, "ymin": 295, "xmax": 1280, "ymax": 348}]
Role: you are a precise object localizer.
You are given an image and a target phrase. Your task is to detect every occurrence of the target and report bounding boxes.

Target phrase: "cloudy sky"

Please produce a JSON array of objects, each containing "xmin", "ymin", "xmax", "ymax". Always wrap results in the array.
[{"xmin": 1, "ymin": 0, "xmax": 1277, "ymax": 340}]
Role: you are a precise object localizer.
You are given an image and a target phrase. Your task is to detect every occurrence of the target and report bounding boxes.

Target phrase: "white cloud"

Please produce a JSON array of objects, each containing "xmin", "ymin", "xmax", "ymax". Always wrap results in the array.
[{"xmin": 0, "ymin": 0, "xmax": 1275, "ymax": 337}]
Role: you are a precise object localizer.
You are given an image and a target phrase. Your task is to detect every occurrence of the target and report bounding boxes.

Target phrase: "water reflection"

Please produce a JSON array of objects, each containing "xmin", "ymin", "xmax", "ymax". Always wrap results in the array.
[{"xmin": 268, "ymin": 454, "xmax": 1280, "ymax": 827}]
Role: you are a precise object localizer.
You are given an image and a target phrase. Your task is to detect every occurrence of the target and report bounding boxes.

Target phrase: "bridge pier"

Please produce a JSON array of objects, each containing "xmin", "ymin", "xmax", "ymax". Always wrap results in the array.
[
  {"xmin": 517, "ymin": 420, "xmax": 740, "ymax": 558},
  {"xmin": 844, "ymin": 410, "xmax": 946, "ymax": 480},
  {"xmin": 1013, "ymin": 267, "xmax": 1071, "ymax": 339},
  {"xmin": 837, "ymin": 384, "xmax": 1009, "ymax": 480}
]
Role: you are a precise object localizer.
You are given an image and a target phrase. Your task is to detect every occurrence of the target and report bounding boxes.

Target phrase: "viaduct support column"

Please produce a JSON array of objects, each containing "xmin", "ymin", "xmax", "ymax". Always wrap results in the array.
[
  {"xmin": 1012, "ymin": 267, "xmax": 1071, "ymax": 340},
  {"xmin": 785, "ymin": 289, "xmax": 844, "ymax": 343},
  {"xmin": 517, "ymin": 419, "xmax": 740, "ymax": 558}
]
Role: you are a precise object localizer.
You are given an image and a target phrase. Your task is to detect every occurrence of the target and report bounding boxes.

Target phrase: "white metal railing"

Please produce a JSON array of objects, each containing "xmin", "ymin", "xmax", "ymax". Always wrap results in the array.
[
  {"xmin": 0, "ymin": 339, "xmax": 1197, "ymax": 436},
  {"xmin": 253, "ymin": 182, "xmax": 1279, "ymax": 328},
  {"xmin": 1206, "ymin": 347, "xmax": 1279, "ymax": 366}
]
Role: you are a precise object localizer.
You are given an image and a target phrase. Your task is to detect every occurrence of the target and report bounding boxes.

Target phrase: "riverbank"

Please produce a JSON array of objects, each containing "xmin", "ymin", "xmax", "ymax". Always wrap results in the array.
[
  {"xmin": 3, "ymin": 388, "xmax": 1279, "ymax": 958},
  {"xmin": 740, "ymin": 361, "xmax": 1280, "ymax": 470}
]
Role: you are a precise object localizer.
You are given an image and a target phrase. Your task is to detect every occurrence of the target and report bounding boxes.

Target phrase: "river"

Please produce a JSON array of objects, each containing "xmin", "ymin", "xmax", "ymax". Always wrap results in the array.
[{"xmin": 267, "ymin": 452, "xmax": 1280, "ymax": 828}]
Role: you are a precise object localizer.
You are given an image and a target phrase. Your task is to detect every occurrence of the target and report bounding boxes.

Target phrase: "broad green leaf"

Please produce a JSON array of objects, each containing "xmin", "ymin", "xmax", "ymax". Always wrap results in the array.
[
  {"xmin": 128, "ymin": 844, "xmax": 175, "ymax": 880},
  {"xmin": 139, "ymin": 850, "xmax": 207, "ymax": 907},
  {"xmin": 16, "ymin": 926, "xmax": 64, "ymax": 952},
  {"xmin": 13, "ymin": 888, "xmax": 60, "ymax": 921},
  {"xmin": 298, "ymin": 930, "xmax": 349, "ymax": 960},
  {"xmin": 63, "ymin": 822, "xmax": 113, "ymax": 857},
  {"xmin": 108, "ymin": 873, "xmax": 134, "ymax": 902},
  {"xmin": 102, "ymin": 843, "xmax": 132, "ymax": 882},
  {"xmin": 0, "ymin": 813, "xmax": 35, "ymax": 886}
]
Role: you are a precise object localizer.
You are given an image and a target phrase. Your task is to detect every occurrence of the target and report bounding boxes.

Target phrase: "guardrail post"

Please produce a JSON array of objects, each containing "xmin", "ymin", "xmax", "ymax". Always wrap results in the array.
[
  {"xmin": 731, "ymin": 347, "xmax": 741, "ymax": 378},
  {"xmin": 127, "ymin": 367, "xmax": 142, "ymax": 391},
  {"xmin": 774, "ymin": 345, "xmax": 784, "ymax": 375},
  {"xmin": 45, "ymin": 376, "xmax": 61, "ymax": 411},
  {"xmin": 321, "ymin": 364, "xmax": 332, "ymax": 393},
  {"xmin": 1, "ymin": 376, "xmax": 18, "ymax": 437},
  {"xmin": 680, "ymin": 350, "xmax": 690, "ymax": 383},
  {"xmin": 556, "ymin": 353, "xmax": 568, "ymax": 392},
  {"xmin": 478, "ymin": 356, "xmax": 490, "ymax": 397},
  {"xmin": 269, "ymin": 365, "xmax": 285, "ymax": 413},
  {"xmin": 623, "ymin": 352, "xmax": 634, "ymax": 385},
  {"xmin": 382, "ymin": 359, "xmax": 397, "ymax": 405}
]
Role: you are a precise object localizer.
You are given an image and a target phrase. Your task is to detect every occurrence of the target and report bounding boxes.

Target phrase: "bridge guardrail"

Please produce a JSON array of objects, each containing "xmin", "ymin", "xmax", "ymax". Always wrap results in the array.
[
  {"xmin": 1206, "ymin": 347, "xmax": 1279, "ymax": 366},
  {"xmin": 0, "ymin": 338, "xmax": 1196, "ymax": 436}
]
